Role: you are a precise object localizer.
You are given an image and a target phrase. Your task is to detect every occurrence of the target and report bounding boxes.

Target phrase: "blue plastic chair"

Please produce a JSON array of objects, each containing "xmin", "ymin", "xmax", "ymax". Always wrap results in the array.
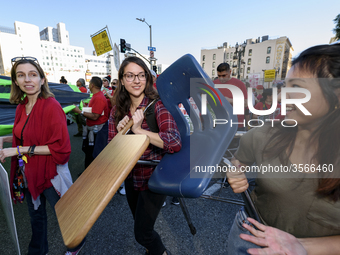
[{"xmin": 148, "ymin": 54, "xmax": 237, "ymax": 198}]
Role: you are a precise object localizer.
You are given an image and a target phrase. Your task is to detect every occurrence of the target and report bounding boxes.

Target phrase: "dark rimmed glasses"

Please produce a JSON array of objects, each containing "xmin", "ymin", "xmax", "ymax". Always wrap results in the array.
[
  {"xmin": 123, "ymin": 72, "xmax": 147, "ymax": 82},
  {"xmin": 11, "ymin": 56, "xmax": 39, "ymax": 65}
]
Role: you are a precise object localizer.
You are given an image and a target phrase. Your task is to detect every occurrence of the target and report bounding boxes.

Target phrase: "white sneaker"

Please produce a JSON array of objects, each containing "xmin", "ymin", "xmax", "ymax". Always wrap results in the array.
[
  {"xmin": 162, "ymin": 201, "xmax": 166, "ymax": 207},
  {"xmin": 119, "ymin": 186, "xmax": 126, "ymax": 195}
]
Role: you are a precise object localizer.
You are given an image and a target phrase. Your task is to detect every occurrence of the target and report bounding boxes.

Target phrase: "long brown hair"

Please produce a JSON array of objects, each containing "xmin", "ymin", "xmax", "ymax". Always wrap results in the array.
[
  {"xmin": 264, "ymin": 44, "xmax": 340, "ymax": 201},
  {"xmin": 10, "ymin": 58, "xmax": 54, "ymax": 104},
  {"xmin": 114, "ymin": 57, "xmax": 159, "ymax": 126}
]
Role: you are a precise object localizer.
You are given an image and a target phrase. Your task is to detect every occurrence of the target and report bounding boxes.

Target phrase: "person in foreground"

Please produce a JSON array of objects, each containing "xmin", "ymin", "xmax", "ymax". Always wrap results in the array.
[
  {"xmin": 0, "ymin": 57, "xmax": 84, "ymax": 255},
  {"xmin": 227, "ymin": 44, "xmax": 340, "ymax": 254},
  {"xmin": 108, "ymin": 57, "xmax": 182, "ymax": 255}
]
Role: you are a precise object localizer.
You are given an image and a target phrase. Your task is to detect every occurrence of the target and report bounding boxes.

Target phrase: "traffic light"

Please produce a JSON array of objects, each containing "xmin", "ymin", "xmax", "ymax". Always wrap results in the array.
[
  {"xmin": 152, "ymin": 65, "xmax": 157, "ymax": 74},
  {"xmin": 120, "ymin": 39, "xmax": 126, "ymax": 53}
]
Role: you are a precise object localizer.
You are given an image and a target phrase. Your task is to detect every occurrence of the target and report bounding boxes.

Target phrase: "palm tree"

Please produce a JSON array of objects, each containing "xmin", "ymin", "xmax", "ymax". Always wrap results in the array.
[{"xmin": 334, "ymin": 14, "xmax": 340, "ymax": 40}]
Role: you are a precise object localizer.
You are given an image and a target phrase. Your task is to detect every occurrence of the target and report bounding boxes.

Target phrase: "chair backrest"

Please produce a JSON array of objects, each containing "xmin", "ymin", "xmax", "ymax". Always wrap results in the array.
[{"xmin": 148, "ymin": 54, "xmax": 237, "ymax": 198}]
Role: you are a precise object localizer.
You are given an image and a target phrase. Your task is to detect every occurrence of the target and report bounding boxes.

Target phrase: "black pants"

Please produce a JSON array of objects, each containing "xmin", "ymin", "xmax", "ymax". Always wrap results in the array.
[
  {"xmin": 125, "ymin": 178, "xmax": 167, "ymax": 255},
  {"xmin": 82, "ymin": 122, "xmax": 108, "ymax": 169}
]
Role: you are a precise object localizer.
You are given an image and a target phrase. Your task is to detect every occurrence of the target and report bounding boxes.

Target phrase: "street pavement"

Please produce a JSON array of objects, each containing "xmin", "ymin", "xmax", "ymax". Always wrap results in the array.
[{"xmin": 0, "ymin": 122, "xmax": 242, "ymax": 255}]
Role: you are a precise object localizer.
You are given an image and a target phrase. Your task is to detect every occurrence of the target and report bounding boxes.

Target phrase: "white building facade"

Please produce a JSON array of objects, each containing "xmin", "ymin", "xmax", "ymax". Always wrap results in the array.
[
  {"xmin": 0, "ymin": 21, "xmax": 116, "ymax": 84},
  {"xmin": 201, "ymin": 36, "xmax": 293, "ymax": 87}
]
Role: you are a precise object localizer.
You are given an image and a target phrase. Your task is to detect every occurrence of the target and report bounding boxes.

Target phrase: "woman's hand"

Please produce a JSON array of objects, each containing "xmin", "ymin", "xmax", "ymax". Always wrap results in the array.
[
  {"xmin": 0, "ymin": 147, "xmax": 17, "ymax": 163},
  {"xmin": 131, "ymin": 109, "xmax": 144, "ymax": 134},
  {"xmin": 227, "ymin": 158, "xmax": 249, "ymax": 193},
  {"xmin": 240, "ymin": 217, "xmax": 307, "ymax": 255},
  {"xmin": 117, "ymin": 115, "xmax": 130, "ymax": 132}
]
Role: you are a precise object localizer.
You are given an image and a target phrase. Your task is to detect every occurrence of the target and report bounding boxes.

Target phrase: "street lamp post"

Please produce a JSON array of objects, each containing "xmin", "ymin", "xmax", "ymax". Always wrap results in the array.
[{"xmin": 136, "ymin": 18, "xmax": 153, "ymax": 69}]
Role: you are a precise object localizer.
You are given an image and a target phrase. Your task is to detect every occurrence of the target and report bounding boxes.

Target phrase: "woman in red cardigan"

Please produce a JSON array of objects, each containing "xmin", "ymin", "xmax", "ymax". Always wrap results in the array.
[{"xmin": 0, "ymin": 57, "xmax": 84, "ymax": 255}]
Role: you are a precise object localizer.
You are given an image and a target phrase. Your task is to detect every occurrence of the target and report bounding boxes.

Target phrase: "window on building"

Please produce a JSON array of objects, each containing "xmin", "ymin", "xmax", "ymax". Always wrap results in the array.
[
  {"xmin": 230, "ymin": 52, "xmax": 233, "ymax": 59},
  {"xmin": 267, "ymin": 47, "xmax": 271, "ymax": 54},
  {"xmin": 212, "ymin": 62, "xmax": 215, "ymax": 68},
  {"xmin": 202, "ymin": 63, "xmax": 205, "ymax": 69},
  {"xmin": 213, "ymin": 54, "xmax": 216, "ymax": 60},
  {"xmin": 212, "ymin": 69, "xmax": 215, "ymax": 76},
  {"xmin": 248, "ymin": 49, "xmax": 252, "ymax": 56},
  {"xmin": 266, "ymin": 56, "xmax": 270, "ymax": 64},
  {"xmin": 46, "ymin": 56, "xmax": 49, "ymax": 60},
  {"xmin": 247, "ymin": 67, "xmax": 250, "ymax": 74},
  {"xmin": 47, "ymin": 62, "xmax": 50, "ymax": 65},
  {"xmin": 202, "ymin": 55, "xmax": 205, "ymax": 61},
  {"xmin": 226, "ymin": 53, "xmax": 229, "ymax": 59},
  {"xmin": 41, "ymin": 44, "xmax": 43, "ymax": 48},
  {"xmin": 248, "ymin": 58, "xmax": 251, "ymax": 65},
  {"xmin": 56, "ymin": 63, "xmax": 58, "ymax": 66}
]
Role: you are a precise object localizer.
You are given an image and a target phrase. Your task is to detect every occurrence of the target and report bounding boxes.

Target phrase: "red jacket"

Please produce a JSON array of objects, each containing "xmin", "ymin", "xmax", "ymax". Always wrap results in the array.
[{"xmin": 11, "ymin": 97, "xmax": 71, "ymax": 201}]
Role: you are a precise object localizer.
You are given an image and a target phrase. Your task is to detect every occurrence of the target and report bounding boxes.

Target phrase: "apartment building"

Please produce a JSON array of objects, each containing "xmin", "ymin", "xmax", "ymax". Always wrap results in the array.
[
  {"xmin": 201, "ymin": 36, "xmax": 293, "ymax": 87},
  {"xmin": 0, "ymin": 21, "xmax": 114, "ymax": 84}
]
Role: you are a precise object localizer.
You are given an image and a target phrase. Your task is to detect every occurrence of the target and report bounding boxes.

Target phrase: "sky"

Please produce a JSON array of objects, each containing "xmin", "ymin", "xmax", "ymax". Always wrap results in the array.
[{"xmin": 0, "ymin": 0, "xmax": 339, "ymax": 66}]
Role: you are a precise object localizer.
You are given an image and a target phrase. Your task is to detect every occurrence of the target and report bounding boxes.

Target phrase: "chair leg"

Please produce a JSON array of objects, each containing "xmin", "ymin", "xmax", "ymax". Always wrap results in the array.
[{"xmin": 178, "ymin": 198, "xmax": 196, "ymax": 235}]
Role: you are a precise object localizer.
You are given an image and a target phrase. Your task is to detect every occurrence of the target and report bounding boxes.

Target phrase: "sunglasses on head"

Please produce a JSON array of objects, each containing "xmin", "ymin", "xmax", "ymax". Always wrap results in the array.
[{"xmin": 11, "ymin": 56, "xmax": 39, "ymax": 65}]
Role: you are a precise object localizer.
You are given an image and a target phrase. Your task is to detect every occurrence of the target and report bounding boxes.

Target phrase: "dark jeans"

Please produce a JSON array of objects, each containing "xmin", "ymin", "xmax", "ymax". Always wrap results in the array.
[
  {"xmin": 82, "ymin": 122, "xmax": 108, "ymax": 169},
  {"xmin": 125, "ymin": 178, "xmax": 167, "ymax": 255},
  {"xmin": 26, "ymin": 186, "xmax": 85, "ymax": 255}
]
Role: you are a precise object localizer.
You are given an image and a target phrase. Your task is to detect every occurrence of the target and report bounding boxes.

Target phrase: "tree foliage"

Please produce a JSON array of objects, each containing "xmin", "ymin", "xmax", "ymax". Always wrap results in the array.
[{"xmin": 334, "ymin": 14, "xmax": 340, "ymax": 40}]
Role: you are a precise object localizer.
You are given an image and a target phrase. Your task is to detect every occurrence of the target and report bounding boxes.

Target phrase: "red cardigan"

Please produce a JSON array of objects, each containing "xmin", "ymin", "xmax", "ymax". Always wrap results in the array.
[{"xmin": 10, "ymin": 97, "xmax": 71, "ymax": 201}]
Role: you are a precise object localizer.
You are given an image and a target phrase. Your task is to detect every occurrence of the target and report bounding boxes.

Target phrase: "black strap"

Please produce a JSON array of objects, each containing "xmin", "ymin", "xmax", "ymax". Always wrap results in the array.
[
  {"xmin": 145, "ymin": 99, "xmax": 159, "ymax": 133},
  {"xmin": 20, "ymin": 114, "xmax": 30, "ymax": 146}
]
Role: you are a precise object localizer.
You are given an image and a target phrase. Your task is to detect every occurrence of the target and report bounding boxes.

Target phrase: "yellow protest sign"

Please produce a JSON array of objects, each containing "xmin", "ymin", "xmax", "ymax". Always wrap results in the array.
[
  {"xmin": 264, "ymin": 69, "xmax": 276, "ymax": 82},
  {"xmin": 91, "ymin": 30, "xmax": 112, "ymax": 56}
]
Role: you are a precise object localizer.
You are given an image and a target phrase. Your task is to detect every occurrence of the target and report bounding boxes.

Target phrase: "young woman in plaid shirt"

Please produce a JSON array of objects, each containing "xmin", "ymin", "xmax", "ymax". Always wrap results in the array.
[{"xmin": 108, "ymin": 57, "xmax": 181, "ymax": 255}]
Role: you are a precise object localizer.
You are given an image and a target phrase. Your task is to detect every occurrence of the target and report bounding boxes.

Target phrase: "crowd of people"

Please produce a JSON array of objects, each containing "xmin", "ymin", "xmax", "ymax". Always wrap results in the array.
[{"xmin": 0, "ymin": 43, "xmax": 339, "ymax": 255}]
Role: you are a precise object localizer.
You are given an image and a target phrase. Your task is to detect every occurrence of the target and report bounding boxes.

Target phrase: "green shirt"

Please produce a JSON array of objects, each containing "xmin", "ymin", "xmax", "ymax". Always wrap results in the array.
[{"xmin": 235, "ymin": 125, "xmax": 340, "ymax": 238}]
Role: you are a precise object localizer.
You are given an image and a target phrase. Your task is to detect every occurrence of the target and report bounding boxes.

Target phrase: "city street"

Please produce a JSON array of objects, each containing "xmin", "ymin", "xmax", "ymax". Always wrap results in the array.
[{"xmin": 0, "ymin": 122, "xmax": 242, "ymax": 255}]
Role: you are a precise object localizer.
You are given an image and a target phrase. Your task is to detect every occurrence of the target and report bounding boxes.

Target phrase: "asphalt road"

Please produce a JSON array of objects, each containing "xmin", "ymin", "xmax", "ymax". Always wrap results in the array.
[{"xmin": 0, "ymin": 122, "xmax": 242, "ymax": 255}]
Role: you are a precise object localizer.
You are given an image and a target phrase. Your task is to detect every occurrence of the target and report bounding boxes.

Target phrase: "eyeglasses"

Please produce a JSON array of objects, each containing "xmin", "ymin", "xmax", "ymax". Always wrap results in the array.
[
  {"xmin": 11, "ymin": 56, "xmax": 39, "ymax": 65},
  {"xmin": 123, "ymin": 72, "xmax": 147, "ymax": 82},
  {"xmin": 111, "ymin": 82, "xmax": 117, "ymax": 85}
]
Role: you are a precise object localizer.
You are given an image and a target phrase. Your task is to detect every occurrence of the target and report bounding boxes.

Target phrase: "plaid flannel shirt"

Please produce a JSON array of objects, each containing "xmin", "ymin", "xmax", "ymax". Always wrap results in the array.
[{"xmin": 108, "ymin": 96, "xmax": 182, "ymax": 190}]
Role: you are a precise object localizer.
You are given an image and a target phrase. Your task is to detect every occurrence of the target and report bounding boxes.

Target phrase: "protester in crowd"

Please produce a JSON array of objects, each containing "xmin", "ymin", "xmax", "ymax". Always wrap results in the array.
[
  {"xmin": 102, "ymin": 75, "xmax": 112, "ymax": 90},
  {"xmin": 214, "ymin": 63, "xmax": 248, "ymax": 131},
  {"xmin": 111, "ymin": 79, "xmax": 118, "ymax": 90},
  {"xmin": 227, "ymin": 44, "xmax": 340, "ymax": 254},
  {"xmin": 255, "ymin": 84, "xmax": 264, "ymax": 102},
  {"xmin": 108, "ymin": 56, "xmax": 181, "ymax": 255},
  {"xmin": 252, "ymin": 88, "xmax": 281, "ymax": 122},
  {"xmin": 72, "ymin": 77, "xmax": 109, "ymax": 169},
  {"xmin": 76, "ymin": 78, "xmax": 88, "ymax": 93},
  {"xmin": 102, "ymin": 75, "xmax": 114, "ymax": 112},
  {"xmin": 73, "ymin": 78, "xmax": 88, "ymax": 137},
  {"xmin": 0, "ymin": 57, "xmax": 85, "ymax": 255},
  {"xmin": 60, "ymin": 76, "xmax": 68, "ymax": 84}
]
